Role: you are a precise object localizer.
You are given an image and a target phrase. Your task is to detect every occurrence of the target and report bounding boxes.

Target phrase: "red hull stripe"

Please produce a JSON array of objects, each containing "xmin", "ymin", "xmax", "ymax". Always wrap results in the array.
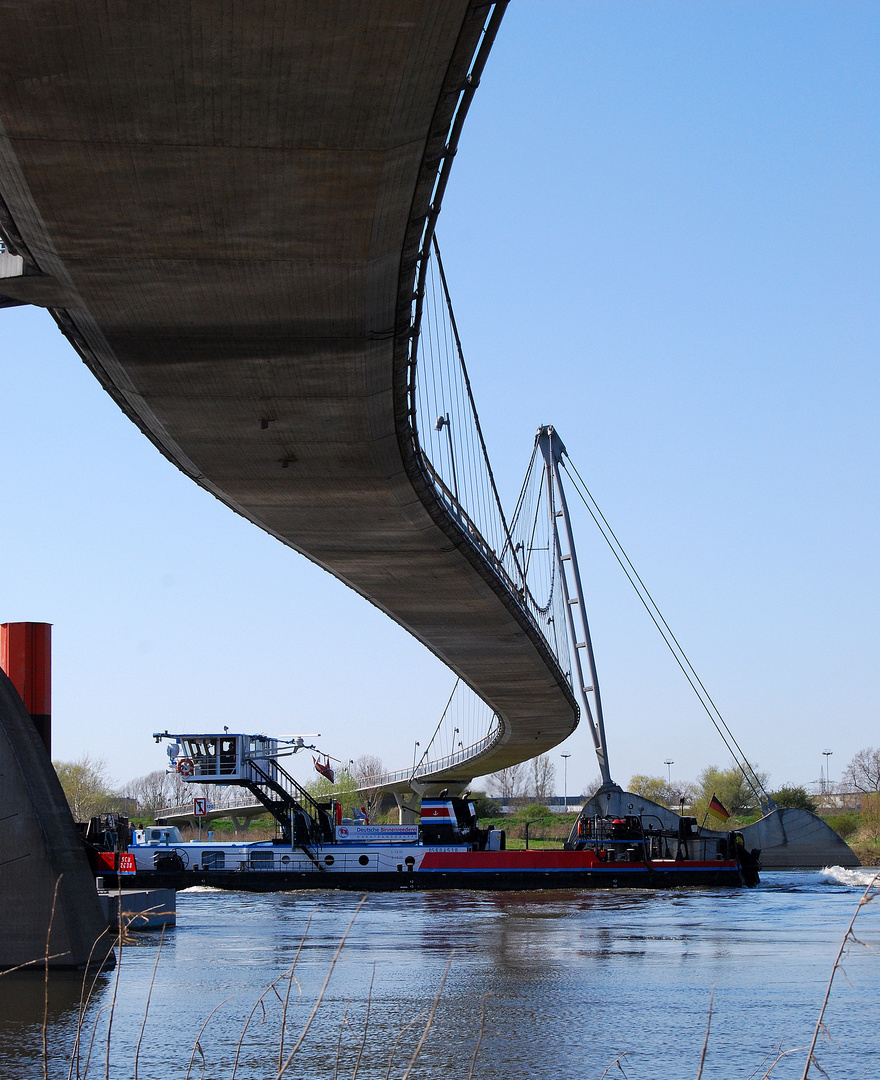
[{"xmin": 418, "ymin": 852, "xmax": 738, "ymax": 873}]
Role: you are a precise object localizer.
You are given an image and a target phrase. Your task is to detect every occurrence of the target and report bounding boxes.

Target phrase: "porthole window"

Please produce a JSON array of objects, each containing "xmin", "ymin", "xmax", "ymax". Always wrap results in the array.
[
  {"xmin": 358, "ymin": 855, "xmax": 370, "ymax": 866},
  {"xmin": 404, "ymin": 856, "xmax": 416, "ymax": 867},
  {"xmin": 324, "ymin": 855, "xmax": 335, "ymax": 866}
]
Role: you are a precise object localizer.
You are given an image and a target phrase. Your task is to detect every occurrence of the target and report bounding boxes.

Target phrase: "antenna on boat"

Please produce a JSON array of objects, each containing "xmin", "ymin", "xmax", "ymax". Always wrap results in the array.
[{"xmin": 537, "ymin": 425, "xmax": 618, "ymax": 793}]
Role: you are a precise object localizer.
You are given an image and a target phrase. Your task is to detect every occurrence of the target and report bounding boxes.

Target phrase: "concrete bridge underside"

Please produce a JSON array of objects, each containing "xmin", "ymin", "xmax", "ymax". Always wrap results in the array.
[{"xmin": 0, "ymin": 2, "xmax": 577, "ymax": 784}]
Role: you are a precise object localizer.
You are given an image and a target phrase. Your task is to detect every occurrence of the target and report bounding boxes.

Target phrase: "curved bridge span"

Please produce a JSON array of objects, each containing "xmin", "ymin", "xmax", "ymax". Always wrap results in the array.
[{"xmin": 0, "ymin": 2, "xmax": 578, "ymax": 785}]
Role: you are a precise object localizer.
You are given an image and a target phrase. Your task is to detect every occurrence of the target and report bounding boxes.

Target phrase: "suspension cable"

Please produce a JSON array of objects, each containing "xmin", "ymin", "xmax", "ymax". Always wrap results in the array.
[
  {"xmin": 560, "ymin": 455, "xmax": 771, "ymax": 808},
  {"xmin": 432, "ymin": 236, "xmax": 526, "ymax": 585},
  {"xmin": 410, "ymin": 678, "xmax": 460, "ymax": 782}
]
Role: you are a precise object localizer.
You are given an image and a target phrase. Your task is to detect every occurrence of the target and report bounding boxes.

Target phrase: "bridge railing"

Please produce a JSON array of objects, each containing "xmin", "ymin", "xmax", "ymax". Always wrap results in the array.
[
  {"xmin": 390, "ymin": 0, "xmax": 568, "ymax": 682},
  {"xmin": 417, "ymin": 451, "xmax": 524, "ymax": 594},
  {"xmin": 155, "ymin": 785, "xmax": 269, "ymax": 820},
  {"xmin": 360, "ymin": 724, "xmax": 504, "ymax": 790},
  {"xmin": 408, "ymin": 250, "xmax": 572, "ymax": 688}
]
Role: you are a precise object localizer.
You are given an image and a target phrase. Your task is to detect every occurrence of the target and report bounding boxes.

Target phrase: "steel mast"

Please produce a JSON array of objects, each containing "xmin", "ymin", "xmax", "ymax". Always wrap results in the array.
[{"xmin": 537, "ymin": 425, "xmax": 618, "ymax": 791}]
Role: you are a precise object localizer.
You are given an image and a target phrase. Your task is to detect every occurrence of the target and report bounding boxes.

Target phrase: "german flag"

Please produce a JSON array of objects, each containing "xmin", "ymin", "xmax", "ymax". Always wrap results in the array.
[{"xmin": 708, "ymin": 794, "xmax": 730, "ymax": 821}]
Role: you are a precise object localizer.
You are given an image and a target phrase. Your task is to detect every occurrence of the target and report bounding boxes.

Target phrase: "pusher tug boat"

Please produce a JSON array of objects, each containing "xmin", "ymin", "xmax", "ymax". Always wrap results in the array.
[{"xmin": 89, "ymin": 731, "xmax": 760, "ymax": 891}]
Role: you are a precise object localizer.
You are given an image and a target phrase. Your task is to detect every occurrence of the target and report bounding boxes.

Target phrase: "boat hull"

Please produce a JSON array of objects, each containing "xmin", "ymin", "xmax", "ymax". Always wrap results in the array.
[{"xmin": 99, "ymin": 855, "xmax": 748, "ymax": 893}]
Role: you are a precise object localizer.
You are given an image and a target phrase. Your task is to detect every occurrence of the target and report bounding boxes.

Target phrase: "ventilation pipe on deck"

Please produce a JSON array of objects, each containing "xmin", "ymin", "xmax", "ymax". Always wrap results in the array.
[{"xmin": 0, "ymin": 622, "xmax": 51, "ymax": 757}]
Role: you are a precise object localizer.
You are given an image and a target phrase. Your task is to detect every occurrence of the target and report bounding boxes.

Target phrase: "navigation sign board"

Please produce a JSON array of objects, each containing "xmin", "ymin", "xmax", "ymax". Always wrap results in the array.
[{"xmin": 193, "ymin": 797, "xmax": 207, "ymax": 817}]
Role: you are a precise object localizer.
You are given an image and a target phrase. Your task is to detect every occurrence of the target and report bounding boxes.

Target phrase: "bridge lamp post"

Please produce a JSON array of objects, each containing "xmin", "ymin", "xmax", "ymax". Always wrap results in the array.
[
  {"xmin": 664, "ymin": 759, "xmax": 674, "ymax": 786},
  {"xmin": 412, "ymin": 741, "xmax": 420, "ymax": 771},
  {"xmin": 822, "ymin": 750, "xmax": 832, "ymax": 795},
  {"xmin": 561, "ymin": 752, "xmax": 571, "ymax": 813},
  {"xmin": 434, "ymin": 413, "xmax": 460, "ymax": 505}
]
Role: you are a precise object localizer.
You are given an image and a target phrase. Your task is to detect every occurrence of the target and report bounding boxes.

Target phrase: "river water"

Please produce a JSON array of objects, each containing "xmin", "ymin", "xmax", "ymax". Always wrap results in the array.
[{"xmin": 1, "ymin": 868, "xmax": 878, "ymax": 1080}]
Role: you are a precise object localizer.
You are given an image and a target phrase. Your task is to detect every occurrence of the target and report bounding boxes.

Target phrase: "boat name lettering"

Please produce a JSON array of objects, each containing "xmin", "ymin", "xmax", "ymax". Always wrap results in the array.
[{"xmin": 334, "ymin": 825, "xmax": 419, "ymax": 842}]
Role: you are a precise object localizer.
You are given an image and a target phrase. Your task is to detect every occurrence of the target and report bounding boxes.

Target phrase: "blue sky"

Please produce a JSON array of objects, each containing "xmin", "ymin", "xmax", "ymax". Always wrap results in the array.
[{"xmin": 2, "ymin": 3, "xmax": 877, "ymax": 797}]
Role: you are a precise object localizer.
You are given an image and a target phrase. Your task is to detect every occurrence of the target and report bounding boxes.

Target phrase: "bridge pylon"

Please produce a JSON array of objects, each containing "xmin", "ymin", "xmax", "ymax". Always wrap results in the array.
[{"xmin": 537, "ymin": 425, "xmax": 619, "ymax": 792}]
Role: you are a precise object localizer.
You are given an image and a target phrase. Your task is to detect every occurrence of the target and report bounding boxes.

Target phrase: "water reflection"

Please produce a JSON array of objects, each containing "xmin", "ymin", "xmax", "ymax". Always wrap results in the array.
[
  {"xmin": 0, "ymin": 968, "xmax": 113, "ymax": 1073},
  {"xmin": 0, "ymin": 875, "xmax": 877, "ymax": 1079}
]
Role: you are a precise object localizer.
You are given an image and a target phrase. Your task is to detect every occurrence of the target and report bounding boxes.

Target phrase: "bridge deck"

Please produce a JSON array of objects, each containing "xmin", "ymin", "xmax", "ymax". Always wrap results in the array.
[{"xmin": 0, "ymin": 3, "xmax": 577, "ymax": 781}]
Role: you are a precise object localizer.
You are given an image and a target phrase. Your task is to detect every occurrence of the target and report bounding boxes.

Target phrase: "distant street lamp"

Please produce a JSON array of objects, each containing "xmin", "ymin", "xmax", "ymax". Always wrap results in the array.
[
  {"xmin": 561, "ymin": 752, "xmax": 571, "ymax": 812},
  {"xmin": 412, "ymin": 741, "xmax": 420, "ymax": 771},
  {"xmin": 822, "ymin": 750, "xmax": 833, "ymax": 795},
  {"xmin": 664, "ymin": 759, "xmax": 674, "ymax": 786}
]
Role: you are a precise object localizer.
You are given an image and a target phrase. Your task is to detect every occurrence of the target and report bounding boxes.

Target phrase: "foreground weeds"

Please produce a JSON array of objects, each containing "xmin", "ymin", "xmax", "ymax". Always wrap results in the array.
[{"xmin": 2, "ymin": 872, "xmax": 878, "ymax": 1079}]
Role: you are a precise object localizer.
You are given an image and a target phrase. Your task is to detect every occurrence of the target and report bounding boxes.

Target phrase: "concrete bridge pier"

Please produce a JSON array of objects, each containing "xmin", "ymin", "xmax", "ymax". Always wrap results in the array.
[
  {"xmin": 394, "ymin": 792, "xmax": 420, "ymax": 826},
  {"xmin": 0, "ymin": 670, "xmax": 114, "ymax": 970}
]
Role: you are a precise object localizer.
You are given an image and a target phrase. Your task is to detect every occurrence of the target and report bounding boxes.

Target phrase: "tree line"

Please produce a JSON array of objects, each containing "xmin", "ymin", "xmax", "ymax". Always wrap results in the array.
[
  {"xmin": 51, "ymin": 745, "xmax": 880, "ymax": 825},
  {"xmin": 51, "ymin": 752, "xmax": 389, "ymax": 823}
]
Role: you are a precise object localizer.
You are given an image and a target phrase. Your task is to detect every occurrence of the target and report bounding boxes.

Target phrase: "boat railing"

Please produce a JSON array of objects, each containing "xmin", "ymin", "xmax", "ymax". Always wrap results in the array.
[{"xmin": 570, "ymin": 816, "xmax": 731, "ymax": 863}]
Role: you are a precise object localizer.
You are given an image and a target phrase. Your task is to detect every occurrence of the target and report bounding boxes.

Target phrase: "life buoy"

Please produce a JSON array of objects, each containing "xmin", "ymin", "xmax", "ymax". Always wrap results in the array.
[{"xmin": 177, "ymin": 758, "xmax": 195, "ymax": 777}]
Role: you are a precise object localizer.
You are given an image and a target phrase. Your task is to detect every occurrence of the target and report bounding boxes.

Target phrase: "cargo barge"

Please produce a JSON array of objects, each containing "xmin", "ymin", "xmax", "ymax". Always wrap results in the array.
[{"xmin": 87, "ymin": 732, "xmax": 760, "ymax": 892}]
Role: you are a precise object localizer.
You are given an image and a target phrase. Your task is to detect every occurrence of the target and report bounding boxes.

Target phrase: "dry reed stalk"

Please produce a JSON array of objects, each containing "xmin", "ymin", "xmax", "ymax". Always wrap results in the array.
[
  {"xmin": 465, "ymin": 989, "xmax": 493, "ymax": 1080},
  {"xmin": 231, "ymin": 913, "xmax": 321, "ymax": 1079},
  {"xmin": 800, "ymin": 869, "xmax": 880, "ymax": 1080},
  {"xmin": 748, "ymin": 1041, "xmax": 784, "ymax": 1078},
  {"xmin": 0, "ymin": 953, "xmax": 68, "ymax": 976},
  {"xmin": 598, "ymin": 1052, "xmax": 630, "ymax": 1079},
  {"xmin": 232, "ymin": 969, "xmax": 303, "ymax": 1080},
  {"xmin": 81, "ymin": 1003, "xmax": 111, "ymax": 1078},
  {"xmin": 399, "ymin": 951, "xmax": 454, "ymax": 1080},
  {"xmin": 695, "ymin": 987, "xmax": 714, "ymax": 1080},
  {"xmin": 758, "ymin": 1043, "xmax": 810, "ymax": 1079},
  {"xmin": 133, "ymin": 924, "xmax": 166, "ymax": 1080},
  {"xmin": 100, "ymin": 902, "xmax": 130, "ymax": 1080},
  {"xmin": 189, "ymin": 1040, "xmax": 207, "ymax": 1080},
  {"xmin": 184, "ymin": 995, "xmax": 235, "ymax": 1080},
  {"xmin": 383, "ymin": 1009, "xmax": 430, "ymax": 1080},
  {"xmin": 277, "ymin": 912, "xmax": 313, "ymax": 1073},
  {"xmin": 275, "ymin": 895, "xmax": 368, "ymax": 1080},
  {"xmin": 43, "ymin": 875, "xmax": 63, "ymax": 1080},
  {"xmin": 333, "ymin": 1002, "xmax": 350, "ymax": 1080},
  {"xmin": 350, "ymin": 962, "xmax": 376, "ymax": 1080},
  {"xmin": 68, "ymin": 928, "xmax": 117, "ymax": 1080}
]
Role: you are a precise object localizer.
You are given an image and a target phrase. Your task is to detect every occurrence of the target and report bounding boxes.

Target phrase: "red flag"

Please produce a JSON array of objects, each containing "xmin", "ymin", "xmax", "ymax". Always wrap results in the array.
[
  {"xmin": 708, "ymin": 794, "xmax": 730, "ymax": 821},
  {"xmin": 313, "ymin": 756, "xmax": 334, "ymax": 783}
]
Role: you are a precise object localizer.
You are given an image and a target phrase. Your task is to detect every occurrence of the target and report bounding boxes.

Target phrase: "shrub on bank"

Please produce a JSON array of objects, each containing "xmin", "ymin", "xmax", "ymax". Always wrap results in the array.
[{"xmin": 823, "ymin": 811, "xmax": 860, "ymax": 840}]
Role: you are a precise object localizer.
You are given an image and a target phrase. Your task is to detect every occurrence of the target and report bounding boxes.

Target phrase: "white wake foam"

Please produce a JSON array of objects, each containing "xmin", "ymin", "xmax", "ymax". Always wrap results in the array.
[{"xmin": 820, "ymin": 865, "xmax": 880, "ymax": 888}]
